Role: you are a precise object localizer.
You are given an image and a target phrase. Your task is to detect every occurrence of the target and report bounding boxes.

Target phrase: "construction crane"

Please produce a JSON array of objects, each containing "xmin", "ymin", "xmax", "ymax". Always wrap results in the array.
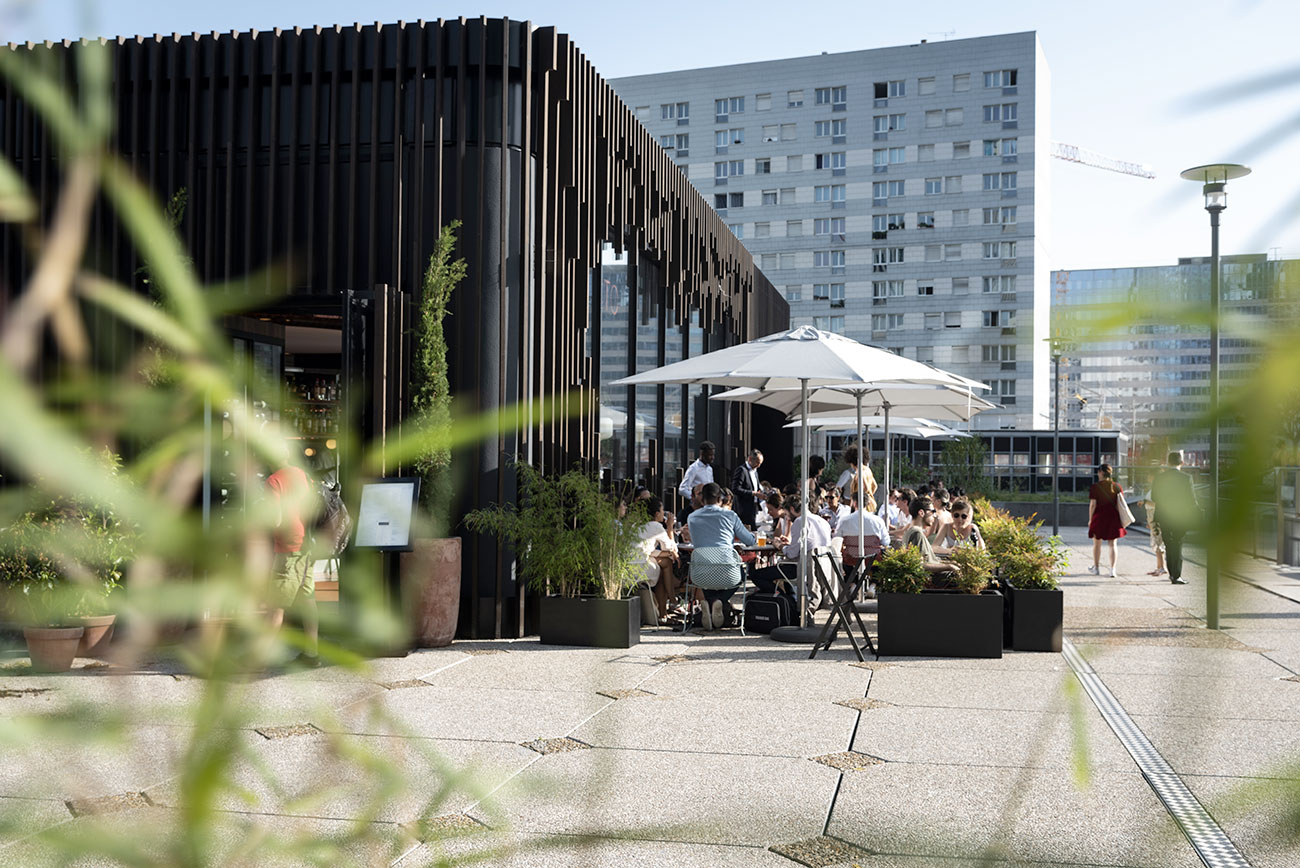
[{"xmin": 1050, "ymin": 141, "xmax": 1155, "ymax": 179}]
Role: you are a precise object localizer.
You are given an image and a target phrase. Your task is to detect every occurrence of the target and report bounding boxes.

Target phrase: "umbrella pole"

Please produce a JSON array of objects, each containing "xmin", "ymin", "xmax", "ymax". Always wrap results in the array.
[
  {"xmin": 856, "ymin": 391, "xmax": 865, "ymax": 579},
  {"xmin": 883, "ymin": 401, "xmax": 892, "ymax": 495},
  {"xmin": 771, "ymin": 377, "xmax": 821, "ymax": 644}
]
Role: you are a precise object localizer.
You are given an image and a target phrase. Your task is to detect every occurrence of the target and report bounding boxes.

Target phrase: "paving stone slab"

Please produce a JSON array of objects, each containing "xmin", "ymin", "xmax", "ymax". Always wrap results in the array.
[
  {"xmin": 408, "ymin": 831, "xmax": 793, "ymax": 867},
  {"xmin": 468, "ymin": 748, "xmax": 838, "ymax": 846},
  {"xmin": 0, "ymin": 724, "xmax": 189, "ymax": 802},
  {"xmin": 0, "ymin": 797, "xmax": 72, "ymax": 849},
  {"xmin": 425, "ymin": 650, "xmax": 655, "ymax": 694},
  {"xmin": 865, "ymin": 667, "xmax": 1078, "ymax": 713},
  {"xmin": 1183, "ymin": 773, "xmax": 1300, "ymax": 868},
  {"xmin": 1101, "ymin": 672, "xmax": 1300, "ymax": 721},
  {"xmin": 849, "ymin": 705, "xmax": 1136, "ymax": 774},
  {"xmin": 326, "ymin": 685, "xmax": 612, "ymax": 741},
  {"xmin": 0, "ymin": 806, "xmax": 413, "ymax": 867},
  {"xmin": 145, "ymin": 731, "xmax": 536, "ymax": 823},
  {"xmin": 1131, "ymin": 713, "xmax": 1300, "ymax": 779},
  {"xmin": 829, "ymin": 763, "xmax": 1199, "ymax": 867},
  {"xmin": 867, "ymin": 653, "xmax": 1070, "ymax": 673},
  {"xmin": 572, "ymin": 695, "xmax": 858, "ymax": 757},
  {"xmin": 1073, "ymin": 643, "xmax": 1293, "ymax": 678},
  {"xmin": 640, "ymin": 658, "xmax": 870, "ymax": 703}
]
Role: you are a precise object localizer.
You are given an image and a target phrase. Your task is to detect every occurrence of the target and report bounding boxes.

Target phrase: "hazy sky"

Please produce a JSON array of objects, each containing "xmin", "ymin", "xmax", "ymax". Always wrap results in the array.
[{"xmin": 5, "ymin": 0, "xmax": 1299, "ymax": 270}]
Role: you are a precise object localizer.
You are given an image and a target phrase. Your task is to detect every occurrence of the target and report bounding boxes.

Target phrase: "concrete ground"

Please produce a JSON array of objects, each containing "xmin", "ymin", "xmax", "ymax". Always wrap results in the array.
[{"xmin": 2, "ymin": 527, "xmax": 1298, "ymax": 867}]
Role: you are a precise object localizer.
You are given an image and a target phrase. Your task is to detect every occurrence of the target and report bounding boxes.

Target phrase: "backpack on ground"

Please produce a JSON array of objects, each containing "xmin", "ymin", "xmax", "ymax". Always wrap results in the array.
[{"xmin": 743, "ymin": 592, "xmax": 793, "ymax": 634}]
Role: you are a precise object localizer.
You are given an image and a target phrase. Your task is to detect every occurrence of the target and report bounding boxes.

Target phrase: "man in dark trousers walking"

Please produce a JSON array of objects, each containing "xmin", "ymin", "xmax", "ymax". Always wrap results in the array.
[
  {"xmin": 1151, "ymin": 451, "xmax": 1200, "ymax": 585},
  {"xmin": 730, "ymin": 449, "xmax": 765, "ymax": 529}
]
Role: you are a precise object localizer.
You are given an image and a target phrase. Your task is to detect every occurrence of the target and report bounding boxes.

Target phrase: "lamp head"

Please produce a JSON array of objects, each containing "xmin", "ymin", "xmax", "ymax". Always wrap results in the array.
[{"xmin": 1203, "ymin": 182, "xmax": 1227, "ymax": 213}]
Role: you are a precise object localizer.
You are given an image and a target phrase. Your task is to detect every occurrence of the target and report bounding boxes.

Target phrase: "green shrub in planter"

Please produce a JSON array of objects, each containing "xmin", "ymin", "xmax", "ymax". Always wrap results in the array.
[
  {"xmin": 873, "ymin": 546, "xmax": 928, "ymax": 594},
  {"xmin": 946, "ymin": 545, "xmax": 994, "ymax": 595}
]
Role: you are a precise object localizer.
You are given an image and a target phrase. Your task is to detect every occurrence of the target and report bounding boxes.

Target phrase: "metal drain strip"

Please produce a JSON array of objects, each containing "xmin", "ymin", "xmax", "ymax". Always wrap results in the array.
[{"xmin": 1061, "ymin": 639, "xmax": 1252, "ymax": 868}]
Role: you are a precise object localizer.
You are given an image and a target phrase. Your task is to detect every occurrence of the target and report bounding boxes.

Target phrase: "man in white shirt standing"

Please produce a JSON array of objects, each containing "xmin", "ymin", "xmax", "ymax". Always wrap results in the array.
[{"xmin": 678, "ymin": 440, "xmax": 715, "ymax": 500}]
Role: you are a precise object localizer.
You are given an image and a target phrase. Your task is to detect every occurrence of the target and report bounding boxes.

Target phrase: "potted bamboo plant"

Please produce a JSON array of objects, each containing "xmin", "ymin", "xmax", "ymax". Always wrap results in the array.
[
  {"xmin": 402, "ymin": 221, "xmax": 468, "ymax": 647},
  {"xmin": 977, "ymin": 502, "xmax": 1068, "ymax": 652},
  {"xmin": 465, "ymin": 463, "xmax": 645, "ymax": 648},
  {"xmin": 874, "ymin": 543, "xmax": 1003, "ymax": 659}
]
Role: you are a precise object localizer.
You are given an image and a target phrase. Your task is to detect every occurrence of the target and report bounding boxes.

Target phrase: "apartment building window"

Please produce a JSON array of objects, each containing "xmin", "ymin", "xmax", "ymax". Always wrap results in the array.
[
  {"xmin": 787, "ymin": 220, "xmax": 803, "ymax": 236},
  {"xmin": 725, "ymin": 192, "xmax": 744, "ymax": 208},
  {"xmin": 813, "ymin": 283, "xmax": 830, "ymax": 300},
  {"xmin": 787, "ymin": 154, "xmax": 803, "ymax": 172},
  {"xmin": 888, "ymin": 313, "xmax": 905, "ymax": 328},
  {"xmin": 780, "ymin": 252, "xmax": 796, "ymax": 270},
  {"xmin": 983, "ymin": 206, "xmax": 1017, "ymax": 225},
  {"xmin": 830, "ymin": 282, "xmax": 846, "ymax": 306},
  {"xmin": 780, "ymin": 187, "xmax": 796, "ymax": 204},
  {"xmin": 983, "ymin": 241, "xmax": 1017, "ymax": 260},
  {"xmin": 993, "ymin": 379, "xmax": 1017, "ymax": 402},
  {"xmin": 944, "ymin": 243, "xmax": 962, "ymax": 260},
  {"xmin": 925, "ymin": 244, "xmax": 941, "ymax": 262},
  {"xmin": 946, "ymin": 108, "xmax": 963, "ymax": 126},
  {"xmin": 872, "ymin": 247, "xmax": 903, "ymax": 271},
  {"xmin": 925, "ymin": 312, "xmax": 942, "ymax": 330},
  {"xmin": 636, "ymin": 105, "xmax": 650, "ymax": 119},
  {"xmin": 674, "ymin": 134, "xmax": 689, "ymax": 155},
  {"xmin": 887, "ymin": 212, "xmax": 905, "ymax": 230},
  {"xmin": 815, "ymin": 87, "xmax": 833, "ymax": 105},
  {"xmin": 953, "ymin": 277, "xmax": 970, "ymax": 293},
  {"xmin": 982, "ymin": 275, "xmax": 1017, "ymax": 293},
  {"xmin": 873, "ymin": 114, "xmax": 906, "ymax": 136},
  {"xmin": 755, "ymin": 221, "xmax": 771, "ymax": 237},
  {"xmin": 982, "ymin": 172, "xmax": 1018, "ymax": 191},
  {"xmin": 817, "ymin": 250, "xmax": 848, "ymax": 273},
  {"xmin": 761, "ymin": 253, "xmax": 777, "ymax": 271},
  {"xmin": 755, "ymin": 158, "xmax": 771, "ymax": 174},
  {"xmin": 953, "ymin": 73, "xmax": 970, "ymax": 92},
  {"xmin": 872, "ymin": 181, "xmax": 887, "ymax": 206},
  {"xmin": 983, "ymin": 138, "xmax": 1018, "ymax": 157},
  {"xmin": 889, "ymin": 80, "xmax": 906, "ymax": 98},
  {"xmin": 917, "ymin": 346, "xmax": 935, "ymax": 363},
  {"xmin": 762, "ymin": 189, "xmax": 778, "ymax": 206},
  {"xmin": 918, "ymin": 211, "xmax": 935, "ymax": 228},
  {"xmin": 917, "ymin": 282, "xmax": 934, "ymax": 295},
  {"xmin": 756, "ymin": 92, "xmax": 772, "ymax": 111},
  {"xmin": 983, "ymin": 103, "xmax": 1019, "ymax": 124},
  {"xmin": 714, "ymin": 194, "xmax": 726, "ymax": 210},
  {"xmin": 945, "ymin": 175, "xmax": 962, "ymax": 193},
  {"xmin": 816, "ymin": 152, "xmax": 847, "ymax": 172},
  {"xmin": 925, "ymin": 110, "xmax": 943, "ymax": 129},
  {"xmin": 983, "ymin": 310, "xmax": 1015, "ymax": 327},
  {"xmin": 919, "ymin": 76, "xmax": 936, "ymax": 95},
  {"xmin": 952, "ymin": 209, "xmax": 969, "ymax": 225},
  {"xmin": 788, "ymin": 90, "xmax": 804, "ymax": 108},
  {"xmin": 814, "ymin": 315, "xmax": 846, "ymax": 334},
  {"xmin": 944, "ymin": 311, "xmax": 962, "ymax": 328},
  {"xmin": 873, "ymin": 280, "xmax": 905, "ymax": 300},
  {"xmin": 982, "ymin": 344, "xmax": 1017, "ymax": 362},
  {"xmin": 719, "ymin": 96, "xmax": 744, "ymax": 116},
  {"xmin": 661, "ymin": 102, "xmax": 689, "ymax": 121},
  {"xmin": 832, "ymin": 86, "xmax": 847, "ymax": 109},
  {"xmin": 715, "ymin": 128, "xmax": 744, "ymax": 149},
  {"xmin": 984, "ymin": 69, "xmax": 1018, "ymax": 88},
  {"xmin": 660, "ymin": 134, "xmax": 674, "ymax": 149},
  {"xmin": 785, "ymin": 284, "xmax": 802, "ymax": 302},
  {"xmin": 728, "ymin": 223, "xmax": 743, "ymax": 239},
  {"xmin": 815, "ymin": 120, "xmax": 833, "ymax": 138},
  {"xmin": 714, "ymin": 160, "xmax": 744, "ymax": 181},
  {"xmin": 781, "ymin": 123, "xmax": 797, "ymax": 141},
  {"xmin": 813, "ymin": 217, "xmax": 846, "ymax": 236},
  {"xmin": 918, "ymin": 143, "xmax": 935, "ymax": 162},
  {"xmin": 953, "ymin": 141, "xmax": 971, "ymax": 158},
  {"xmin": 925, "ymin": 177, "xmax": 943, "ymax": 195},
  {"xmin": 762, "ymin": 124, "xmax": 779, "ymax": 143}
]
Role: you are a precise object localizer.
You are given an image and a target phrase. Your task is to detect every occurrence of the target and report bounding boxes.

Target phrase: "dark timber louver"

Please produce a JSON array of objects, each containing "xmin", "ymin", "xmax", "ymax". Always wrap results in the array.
[{"xmin": 1, "ymin": 18, "xmax": 788, "ymax": 637}]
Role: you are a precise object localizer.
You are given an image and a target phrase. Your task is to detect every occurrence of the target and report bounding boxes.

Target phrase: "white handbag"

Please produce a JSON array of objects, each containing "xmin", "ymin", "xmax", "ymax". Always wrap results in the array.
[{"xmin": 1116, "ymin": 495, "xmax": 1136, "ymax": 529}]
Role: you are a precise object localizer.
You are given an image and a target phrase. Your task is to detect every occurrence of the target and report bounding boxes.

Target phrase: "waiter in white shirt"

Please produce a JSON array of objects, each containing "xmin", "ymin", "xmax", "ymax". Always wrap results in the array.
[{"xmin": 678, "ymin": 440, "xmax": 715, "ymax": 500}]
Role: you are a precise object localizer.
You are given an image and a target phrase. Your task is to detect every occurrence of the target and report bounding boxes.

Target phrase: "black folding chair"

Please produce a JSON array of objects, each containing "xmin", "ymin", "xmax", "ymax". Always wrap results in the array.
[{"xmin": 809, "ymin": 548, "xmax": 877, "ymax": 661}]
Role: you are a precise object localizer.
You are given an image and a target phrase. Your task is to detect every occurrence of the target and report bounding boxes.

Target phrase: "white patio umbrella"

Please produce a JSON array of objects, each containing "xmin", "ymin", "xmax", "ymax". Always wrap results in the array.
[
  {"xmin": 788, "ymin": 416, "xmax": 972, "ymax": 440},
  {"xmin": 612, "ymin": 325, "xmax": 976, "ymax": 642}
]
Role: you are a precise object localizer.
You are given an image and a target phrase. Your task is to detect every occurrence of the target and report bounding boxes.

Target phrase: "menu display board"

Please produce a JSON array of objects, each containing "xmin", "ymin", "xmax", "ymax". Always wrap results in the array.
[{"xmin": 352, "ymin": 478, "xmax": 421, "ymax": 552}]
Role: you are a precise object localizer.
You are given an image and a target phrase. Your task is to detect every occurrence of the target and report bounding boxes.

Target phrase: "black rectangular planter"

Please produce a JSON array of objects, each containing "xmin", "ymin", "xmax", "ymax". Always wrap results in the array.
[
  {"xmin": 878, "ymin": 589, "xmax": 1003, "ymax": 658},
  {"xmin": 539, "ymin": 596, "xmax": 641, "ymax": 649},
  {"xmin": 1007, "ymin": 586, "xmax": 1063, "ymax": 652}
]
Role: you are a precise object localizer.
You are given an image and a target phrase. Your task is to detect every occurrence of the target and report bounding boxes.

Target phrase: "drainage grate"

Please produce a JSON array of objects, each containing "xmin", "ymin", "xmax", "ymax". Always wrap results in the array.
[
  {"xmin": 809, "ymin": 750, "xmax": 884, "ymax": 771},
  {"xmin": 833, "ymin": 697, "xmax": 893, "ymax": 711},
  {"xmin": 1061, "ymin": 639, "xmax": 1252, "ymax": 868}
]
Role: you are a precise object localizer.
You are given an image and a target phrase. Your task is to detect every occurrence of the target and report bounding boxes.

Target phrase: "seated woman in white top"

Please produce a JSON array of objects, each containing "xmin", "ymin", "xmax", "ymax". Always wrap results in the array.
[
  {"xmin": 931, "ymin": 498, "xmax": 986, "ymax": 555},
  {"xmin": 636, "ymin": 496, "xmax": 680, "ymax": 624}
]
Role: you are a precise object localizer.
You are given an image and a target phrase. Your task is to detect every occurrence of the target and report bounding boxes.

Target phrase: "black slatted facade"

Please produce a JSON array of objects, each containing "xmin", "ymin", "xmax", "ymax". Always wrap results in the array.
[{"xmin": 1, "ymin": 18, "xmax": 788, "ymax": 637}]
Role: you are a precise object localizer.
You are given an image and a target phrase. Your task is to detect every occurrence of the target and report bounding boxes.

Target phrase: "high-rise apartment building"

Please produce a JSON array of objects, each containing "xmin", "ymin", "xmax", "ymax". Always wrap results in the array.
[
  {"xmin": 612, "ymin": 32, "xmax": 1051, "ymax": 429},
  {"xmin": 1052, "ymin": 255, "xmax": 1299, "ymax": 466}
]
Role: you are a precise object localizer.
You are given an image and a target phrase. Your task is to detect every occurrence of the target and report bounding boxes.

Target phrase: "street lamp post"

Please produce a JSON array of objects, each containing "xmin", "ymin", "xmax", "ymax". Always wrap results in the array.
[
  {"xmin": 1053, "ymin": 349, "xmax": 1062, "ymax": 537},
  {"xmin": 1179, "ymin": 163, "xmax": 1251, "ymax": 631}
]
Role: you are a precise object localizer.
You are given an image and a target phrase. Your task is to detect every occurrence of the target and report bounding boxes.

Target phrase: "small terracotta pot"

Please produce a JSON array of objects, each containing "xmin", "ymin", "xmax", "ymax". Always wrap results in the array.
[
  {"xmin": 24, "ymin": 626, "xmax": 85, "ymax": 673},
  {"xmin": 77, "ymin": 615, "xmax": 117, "ymax": 658}
]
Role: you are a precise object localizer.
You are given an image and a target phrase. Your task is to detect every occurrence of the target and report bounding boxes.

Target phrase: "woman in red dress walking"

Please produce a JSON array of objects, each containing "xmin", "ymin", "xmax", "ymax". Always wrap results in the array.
[{"xmin": 1087, "ymin": 463, "xmax": 1126, "ymax": 577}]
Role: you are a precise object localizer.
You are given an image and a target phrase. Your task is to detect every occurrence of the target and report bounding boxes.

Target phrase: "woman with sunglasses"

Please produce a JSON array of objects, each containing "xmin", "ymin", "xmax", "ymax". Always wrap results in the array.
[{"xmin": 932, "ymin": 499, "xmax": 985, "ymax": 555}]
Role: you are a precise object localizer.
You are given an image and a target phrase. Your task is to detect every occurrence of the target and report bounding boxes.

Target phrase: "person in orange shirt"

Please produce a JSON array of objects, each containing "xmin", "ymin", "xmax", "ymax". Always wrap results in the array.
[{"xmin": 267, "ymin": 451, "xmax": 319, "ymax": 665}]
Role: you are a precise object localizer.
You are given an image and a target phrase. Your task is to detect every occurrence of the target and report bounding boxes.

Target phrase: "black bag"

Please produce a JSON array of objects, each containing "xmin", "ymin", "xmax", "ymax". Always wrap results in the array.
[{"xmin": 744, "ymin": 592, "xmax": 793, "ymax": 634}]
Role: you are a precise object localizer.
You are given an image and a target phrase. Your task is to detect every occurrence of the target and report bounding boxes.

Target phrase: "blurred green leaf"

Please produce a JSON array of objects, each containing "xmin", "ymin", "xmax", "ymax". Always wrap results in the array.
[{"xmin": 0, "ymin": 154, "xmax": 37, "ymax": 222}]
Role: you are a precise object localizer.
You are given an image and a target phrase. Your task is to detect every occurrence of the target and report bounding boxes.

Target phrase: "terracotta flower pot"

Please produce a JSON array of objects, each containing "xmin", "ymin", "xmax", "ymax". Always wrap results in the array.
[
  {"xmin": 24, "ymin": 626, "xmax": 85, "ymax": 673},
  {"xmin": 77, "ymin": 615, "xmax": 117, "ymax": 658},
  {"xmin": 401, "ymin": 537, "xmax": 462, "ymax": 647}
]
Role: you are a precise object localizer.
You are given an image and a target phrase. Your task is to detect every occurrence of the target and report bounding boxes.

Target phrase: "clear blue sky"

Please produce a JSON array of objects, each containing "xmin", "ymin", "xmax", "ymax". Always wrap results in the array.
[{"xmin": 5, "ymin": 0, "xmax": 1299, "ymax": 269}]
